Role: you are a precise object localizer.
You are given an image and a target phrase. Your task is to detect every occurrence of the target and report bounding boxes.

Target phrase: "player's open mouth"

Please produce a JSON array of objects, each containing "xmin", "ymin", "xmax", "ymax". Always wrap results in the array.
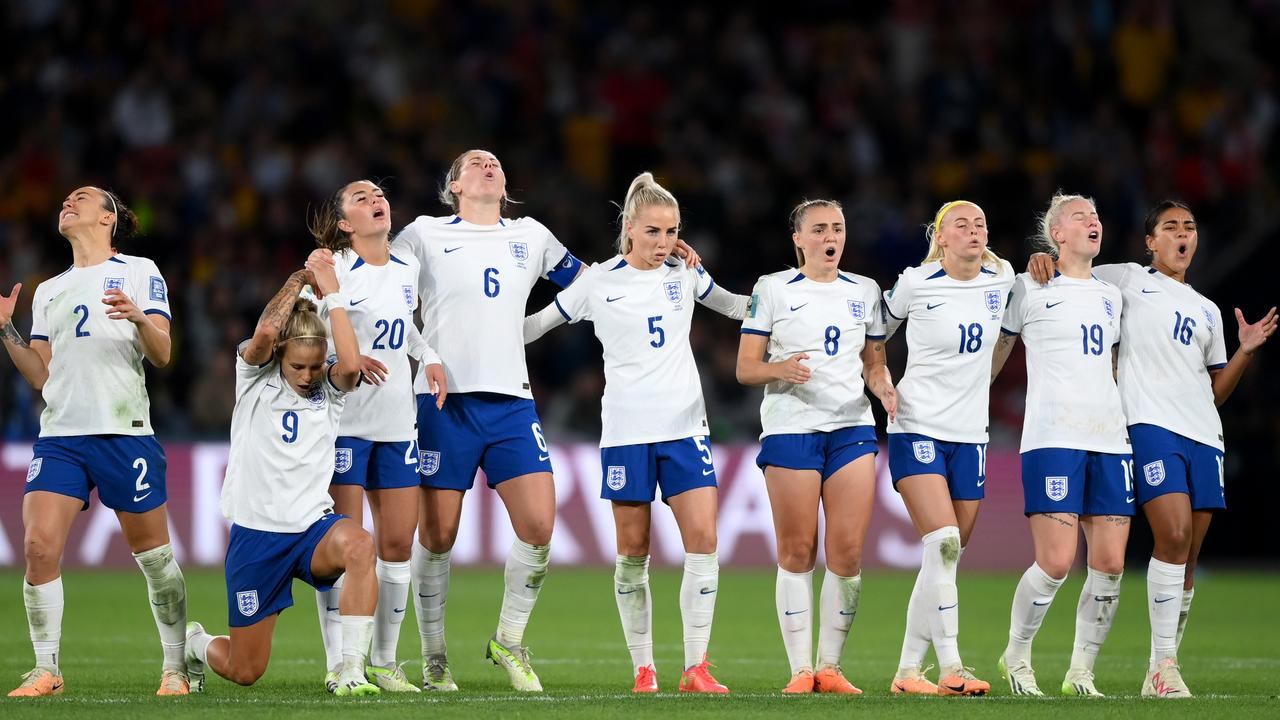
[
  {"xmin": 1087, "ymin": 231, "xmax": 1099, "ymax": 240},
  {"xmin": 373, "ymin": 209, "xmax": 385, "ymax": 219},
  {"xmin": 824, "ymin": 247, "xmax": 836, "ymax": 258},
  {"xmin": 1178, "ymin": 243, "xmax": 1187, "ymax": 254}
]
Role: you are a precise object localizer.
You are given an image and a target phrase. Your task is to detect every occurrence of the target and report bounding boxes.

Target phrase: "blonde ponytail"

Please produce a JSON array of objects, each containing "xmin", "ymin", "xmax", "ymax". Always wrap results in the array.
[
  {"xmin": 616, "ymin": 172, "xmax": 680, "ymax": 254},
  {"xmin": 273, "ymin": 298, "xmax": 329, "ymax": 362}
]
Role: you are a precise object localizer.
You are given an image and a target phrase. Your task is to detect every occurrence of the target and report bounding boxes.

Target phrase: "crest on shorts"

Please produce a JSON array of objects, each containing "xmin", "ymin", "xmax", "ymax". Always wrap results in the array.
[
  {"xmin": 403, "ymin": 285, "xmax": 415, "ymax": 308},
  {"xmin": 1143, "ymin": 460, "xmax": 1166, "ymax": 487},
  {"xmin": 607, "ymin": 465, "xmax": 627, "ymax": 491},
  {"xmin": 236, "ymin": 590, "xmax": 259, "ymax": 617},
  {"xmin": 1201, "ymin": 307, "xmax": 1215, "ymax": 329},
  {"xmin": 420, "ymin": 450, "xmax": 440, "ymax": 476},
  {"xmin": 912, "ymin": 441, "xmax": 936, "ymax": 463},
  {"xmin": 664, "ymin": 280, "xmax": 683, "ymax": 304},
  {"xmin": 103, "ymin": 277, "xmax": 125, "ymax": 292},
  {"xmin": 26, "ymin": 458, "xmax": 42, "ymax": 483},
  {"xmin": 334, "ymin": 448, "xmax": 352, "ymax": 474},
  {"xmin": 986, "ymin": 290, "xmax": 1002, "ymax": 315},
  {"xmin": 1103, "ymin": 297, "xmax": 1115, "ymax": 319},
  {"xmin": 509, "ymin": 241, "xmax": 529, "ymax": 262},
  {"xmin": 1045, "ymin": 475, "xmax": 1068, "ymax": 502},
  {"xmin": 848, "ymin": 300, "xmax": 865, "ymax": 319}
]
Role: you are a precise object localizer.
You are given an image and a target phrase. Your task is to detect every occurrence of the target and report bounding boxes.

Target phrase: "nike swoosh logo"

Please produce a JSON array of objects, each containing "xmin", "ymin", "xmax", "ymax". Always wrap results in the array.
[
  {"xmin": 1046, "ymin": 301, "xmax": 1064, "ymax": 309},
  {"xmin": 1154, "ymin": 595, "xmax": 1177, "ymax": 603},
  {"xmin": 784, "ymin": 609, "xmax": 806, "ymax": 616},
  {"xmin": 699, "ymin": 588, "xmax": 716, "ymax": 595},
  {"xmin": 326, "ymin": 606, "xmax": 340, "ymax": 611},
  {"xmin": 538, "ymin": 454, "xmax": 551, "ymax": 462},
  {"xmin": 265, "ymin": 383, "xmax": 278, "ymax": 389},
  {"xmin": 418, "ymin": 592, "xmax": 440, "ymax": 599},
  {"xmin": 1126, "ymin": 496, "xmax": 1134, "ymax": 504},
  {"xmin": 926, "ymin": 302, "xmax": 946, "ymax": 310},
  {"xmin": 937, "ymin": 603, "xmax": 957, "ymax": 611},
  {"xmin": 606, "ymin": 295, "xmax": 625, "ymax": 303},
  {"xmin": 350, "ymin": 298, "xmax": 368, "ymax": 306},
  {"xmin": 525, "ymin": 583, "xmax": 543, "ymax": 590},
  {"xmin": 1032, "ymin": 599, "xmax": 1052, "ymax": 606},
  {"xmin": 838, "ymin": 610, "xmax": 856, "ymax": 616},
  {"xmin": 443, "ymin": 247, "xmax": 463, "ymax": 253},
  {"xmin": 617, "ymin": 588, "xmax": 639, "ymax": 595},
  {"xmin": 1141, "ymin": 289, "xmax": 1159, "ymax": 294},
  {"xmin": 133, "ymin": 492, "xmax": 151, "ymax": 502},
  {"xmin": 976, "ymin": 478, "xmax": 985, "ymax": 487},
  {"xmin": 702, "ymin": 468, "xmax": 715, "ymax": 476},
  {"xmin": 393, "ymin": 607, "xmax": 405, "ymax": 614},
  {"xmin": 942, "ymin": 683, "xmax": 966, "ymax": 693},
  {"xmin": 790, "ymin": 303, "xmax": 808, "ymax": 312}
]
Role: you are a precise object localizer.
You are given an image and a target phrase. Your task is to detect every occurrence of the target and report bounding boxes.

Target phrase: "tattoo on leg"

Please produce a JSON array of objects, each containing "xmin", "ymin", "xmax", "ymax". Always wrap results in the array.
[
  {"xmin": 1103, "ymin": 515, "xmax": 1131, "ymax": 525},
  {"xmin": 1041, "ymin": 512, "xmax": 1077, "ymax": 528}
]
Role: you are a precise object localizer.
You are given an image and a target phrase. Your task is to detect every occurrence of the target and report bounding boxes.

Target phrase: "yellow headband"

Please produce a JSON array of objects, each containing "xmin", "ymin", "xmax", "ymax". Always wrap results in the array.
[{"xmin": 933, "ymin": 200, "xmax": 978, "ymax": 236}]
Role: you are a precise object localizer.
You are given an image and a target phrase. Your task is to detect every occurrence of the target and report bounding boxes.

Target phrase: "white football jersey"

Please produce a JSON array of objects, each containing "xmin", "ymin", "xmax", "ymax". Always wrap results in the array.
[
  {"xmin": 1003, "ymin": 272, "xmax": 1128, "ymax": 454},
  {"xmin": 393, "ymin": 215, "xmax": 581, "ymax": 399},
  {"xmin": 740, "ymin": 269, "xmax": 887, "ymax": 438},
  {"xmin": 29, "ymin": 254, "xmax": 171, "ymax": 437},
  {"xmin": 554, "ymin": 257, "xmax": 744, "ymax": 447},
  {"xmin": 316, "ymin": 249, "xmax": 420, "ymax": 442},
  {"xmin": 883, "ymin": 260, "xmax": 1015, "ymax": 443},
  {"xmin": 221, "ymin": 350, "xmax": 348, "ymax": 533},
  {"xmin": 1094, "ymin": 263, "xmax": 1228, "ymax": 450}
]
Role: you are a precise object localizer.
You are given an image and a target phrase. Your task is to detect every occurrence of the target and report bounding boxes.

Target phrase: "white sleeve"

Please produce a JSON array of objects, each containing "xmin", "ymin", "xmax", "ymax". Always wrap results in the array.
[
  {"xmin": 523, "ymin": 303, "xmax": 567, "ymax": 344},
  {"xmin": 136, "ymin": 260, "xmax": 172, "ymax": 321},
  {"xmin": 392, "ymin": 217, "xmax": 428, "ymax": 267},
  {"xmin": 1206, "ymin": 303, "xmax": 1228, "ymax": 369},
  {"xmin": 740, "ymin": 276, "xmax": 775, "ymax": 336},
  {"xmin": 882, "ymin": 268, "xmax": 914, "ymax": 339},
  {"xmin": 693, "ymin": 267, "xmax": 749, "ymax": 319},
  {"xmin": 551, "ymin": 269, "xmax": 593, "ymax": 323},
  {"xmin": 406, "ymin": 323, "xmax": 440, "ymax": 365},
  {"xmin": 235, "ymin": 340, "xmax": 274, "ymax": 378},
  {"xmin": 865, "ymin": 280, "xmax": 887, "ymax": 339},
  {"xmin": 1092, "ymin": 263, "xmax": 1133, "ymax": 288},
  {"xmin": 29, "ymin": 285, "xmax": 48, "ymax": 340},
  {"xmin": 536, "ymin": 220, "xmax": 583, "ymax": 287},
  {"xmin": 1002, "ymin": 276, "xmax": 1027, "ymax": 335}
]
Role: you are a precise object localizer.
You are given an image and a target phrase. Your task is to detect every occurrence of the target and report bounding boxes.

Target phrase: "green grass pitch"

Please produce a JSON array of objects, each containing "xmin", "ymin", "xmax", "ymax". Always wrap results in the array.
[{"xmin": 1, "ymin": 567, "xmax": 1277, "ymax": 718}]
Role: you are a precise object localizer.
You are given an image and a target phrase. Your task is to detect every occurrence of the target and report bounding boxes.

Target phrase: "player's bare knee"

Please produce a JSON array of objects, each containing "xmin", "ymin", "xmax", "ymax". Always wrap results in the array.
[
  {"xmin": 518, "ymin": 521, "xmax": 554, "ymax": 547},
  {"xmin": 683, "ymin": 529, "xmax": 716, "ymax": 555},
  {"xmin": 378, "ymin": 536, "xmax": 413, "ymax": 564},
  {"xmin": 777, "ymin": 539, "xmax": 817, "ymax": 573},
  {"xmin": 22, "ymin": 529, "xmax": 61, "ymax": 572},
  {"xmin": 227, "ymin": 663, "xmax": 266, "ymax": 686},
  {"xmin": 341, "ymin": 530, "xmax": 376, "ymax": 571},
  {"xmin": 1037, "ymin": 554, "xmax": 1073, "ymax": 580}
]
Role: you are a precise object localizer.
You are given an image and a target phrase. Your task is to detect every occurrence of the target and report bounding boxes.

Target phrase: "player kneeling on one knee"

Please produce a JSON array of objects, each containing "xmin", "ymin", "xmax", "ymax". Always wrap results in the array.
[{"xmin": 186, "ymin": 252, "xmax": 381, "ymax": 696}]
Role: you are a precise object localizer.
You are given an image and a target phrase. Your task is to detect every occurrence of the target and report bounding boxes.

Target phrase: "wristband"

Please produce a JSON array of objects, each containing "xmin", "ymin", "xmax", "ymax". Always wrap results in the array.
[{"xmin": 323, "ymin": 291, "xmax": 348, "ymax": 312}]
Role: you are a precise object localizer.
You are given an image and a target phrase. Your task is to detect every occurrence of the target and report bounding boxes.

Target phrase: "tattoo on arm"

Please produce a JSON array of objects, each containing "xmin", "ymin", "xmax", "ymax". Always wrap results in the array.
[
  {"xmin": 258, "ymin": 272, "xmax": 306, "ymax": 330},
  {"xmin": 1, "ymin": 322, "xmax": 28, "ymax": 348}
]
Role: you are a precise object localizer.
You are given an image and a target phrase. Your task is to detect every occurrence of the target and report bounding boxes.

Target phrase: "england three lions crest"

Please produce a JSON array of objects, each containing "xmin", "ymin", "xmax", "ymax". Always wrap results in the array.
[
  {"xmin": 1103, "ymin": 297, "xmax": 1115, "ymax": 319},
  {"xmin": 509, "ymin": 241, "xmax": 529, "ymax": 263},
  {"xmin": 1045, "ymin": 475, "xmax": 1068, "ymax": 502},
  {"xmin": 985, "ymin": 290, "xmax": 1002, "ymax": 316},
  {"xmin": 236, "ymin": 590, "xmax": 259, "ymax": 617},
  {"xmin": 334, "ymin": 448, "xmax": 352, "ymax": 474},
  {"xmin": 848, "ymin": 300, "xmax": 865, "ymax": 319},
  {"xmin": 420, "ymin": 450, "xmax": 441, "ymax": 476},
  {"xmin": 607, "ymin": 465, "xmax": 627, "ymax": 491},
  {"xmin": 664, "ymin": 280, "xmax": 683, "ymax": 304},
  {"xmin": 403, "ymin": 285, "xmax": 415, "ymax": 309},
  {"xmin": 912, "ymin": 440, "xmax": 935, "ymax": 463},
  {"xmin": 1143, "ymin": 460, "xmax": 1166, "ymax": 487}
]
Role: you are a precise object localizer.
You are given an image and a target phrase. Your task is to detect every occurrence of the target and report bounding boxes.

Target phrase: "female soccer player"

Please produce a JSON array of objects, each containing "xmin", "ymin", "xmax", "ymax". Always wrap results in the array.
[
  {"xmin": 308, "ymin": 180, "xmax": 446, "ymax": 693},
  {"xmin": 992, "ymin": 194, "xmax": 1131, "ymax": 697},
  {"xmin": 1027, "ymin": 201, "xmax": 1276, "ymax": 697},
  {"xmin": 736, "ymin": 199, "xmax": 897, "ymax": 695},
  {"xmin": 184, "ymin": 251, "xmax": 381, "ymax": 696},
  {"xmin": 882, "ymin": 201, "xmax": 1011, "ymax": 696},
  {"xmin": 393, "ymin": 149, "xmax": 698, "ymax": 691},
  {"xmin": 523, "ymin": 172, "xmax": 746, "ymax": 694},
  {"xmin": 0, "ymin": 187, "xmax": 189, "ymax": 697}
]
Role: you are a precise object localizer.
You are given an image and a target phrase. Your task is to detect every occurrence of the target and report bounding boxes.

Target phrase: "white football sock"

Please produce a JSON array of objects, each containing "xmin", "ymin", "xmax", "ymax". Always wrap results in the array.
[
  {"xmin": 1070, "ymin": 566, "xmax": 1122, "ymax": 671},
  {"xmin": 921, "ymin": 526, "xmax": 962, "ymax": 668},
  {"xmin": 411, "ymin": 542, "xmax": 450, "ymax": 659},
  {"xmin": 897, "ymin": 568, "xmax": 931, "ymax": 670},
  {"xmin": 776, "ymin": 567, "xmax": 813, "ymax": 675},
  {"xmin": 340, "ymin": 615, "xmax": 375, "ymax": 679},
  {"xmin": 372, "ymin": 559, "xmax": 410, "ymax": 668},
  {"xmin": 816, "ymin": 569, "xmax": 861, "ymax": 669},
  {"xmin": 1005, "ymin": 561, "xmax": 1065, "ymax": 664},
  {"xmin": 680, "ymin": 552, "xmax": 718, "ymax": 669},
  {"xmin": 133, "ymin": 543, "xmax": 187, "ymax": 672},
  {"xmin": 496, "ymin": 540, "xmax": 549, "ymax": 647},
  {"xmin": 23, "ymin": 577, "xmax": 64, "ymax": 672},
  {"xmin": 1147, "ymin": 557, "xmax": 1184, "ymax": 666},
  {"xmin": 614, "ymin": 555, "xmax": 653, "ymax": 670},
  {"xmin": 317, "ymin": 574, "xmax": 344, "ymax": 671},
  {"xmin": 1176, "ymin": 586, "xmax": 1194, "ymax": 651},
  {"xmin": 188, "ymin": 624, "xmax": 215, "ymax": 663}
]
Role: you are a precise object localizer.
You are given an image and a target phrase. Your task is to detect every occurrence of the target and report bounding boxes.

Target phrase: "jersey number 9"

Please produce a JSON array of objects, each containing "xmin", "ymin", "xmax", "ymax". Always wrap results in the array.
[{"xmin": 282, "ymin": 411, "xmax": 299, "ymax": 444}]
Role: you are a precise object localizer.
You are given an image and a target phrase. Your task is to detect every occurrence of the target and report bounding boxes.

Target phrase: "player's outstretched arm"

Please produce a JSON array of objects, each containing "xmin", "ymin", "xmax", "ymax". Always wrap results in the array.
[
  {"xmin": 860, "ymin": 339, "xmax": 898, "ymax": 423},
  {"xmin": 1210, "ymin": 306, "xmax": 1277, "ymax": 406},
  {"xmin": 698, "ymin": 284, "xmax": 751, "ymax": 320},
  {"xmin": 523, "ymin": 302, "xmax": 567, "ymax": 345},
  {"xmin": 0, "ymin": 283, "xmax": 51, "ymax": 389},
  {"xmin": 242, "ymin": 270, "xmax": 311, "ymax": 366}
]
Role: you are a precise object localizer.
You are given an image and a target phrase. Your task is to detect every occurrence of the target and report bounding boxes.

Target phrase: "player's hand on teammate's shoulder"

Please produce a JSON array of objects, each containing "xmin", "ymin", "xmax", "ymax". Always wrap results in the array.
[
  {"xmin": 1027, "ymin": 253, "xmax": 1056, "ymax": 285},
  {"xmin": 1236, "ymin": 306, "xmax": 1277, "ymax": 355},
  {"xmin": 673, "ymin": 237, "xmax": 701, "ymax": 268}
]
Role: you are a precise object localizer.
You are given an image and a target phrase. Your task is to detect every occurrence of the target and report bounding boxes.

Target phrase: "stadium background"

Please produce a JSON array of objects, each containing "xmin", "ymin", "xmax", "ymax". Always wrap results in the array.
[{"xmin": 0, "ymin": 0, "xmax": 1277, "ymax": 572}]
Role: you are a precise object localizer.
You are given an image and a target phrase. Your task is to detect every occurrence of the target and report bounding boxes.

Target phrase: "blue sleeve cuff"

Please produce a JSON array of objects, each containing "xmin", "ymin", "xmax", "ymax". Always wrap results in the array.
[
  {"xmin": 30, "ymin": 334, "xmax": 48, "ymax": 342},
  {"xmin": 1000, "ymin": 327, "xmax": 1019, "ymax": 336},
  {"xmin": 866, "ymin": 334, "xmax": 886, "ymax": 340},
  {"xmin": 697, "ymin": 279, "xmax": 716, "ymax": 301},
  {"xmin": 326, "ymin": 363, "xmax": 345, "ymax": 393},
  {"xmin": 740, "ymin": 328, "xmax": 771, "ymax": 337},
  {"xmin": 1207, "ymin": 362, "xmax": 1227, "ymax": 371},
  {"xmin": 144, "ymin": 309, "xmax": 172, "ymax": 321},
  {"xmin": 553, "ymin": 298, "xmax": 572, "ymax": 322},
  {"xmin": 546, "ymin": 251, "xmax": 583, "ymax": 288}
]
